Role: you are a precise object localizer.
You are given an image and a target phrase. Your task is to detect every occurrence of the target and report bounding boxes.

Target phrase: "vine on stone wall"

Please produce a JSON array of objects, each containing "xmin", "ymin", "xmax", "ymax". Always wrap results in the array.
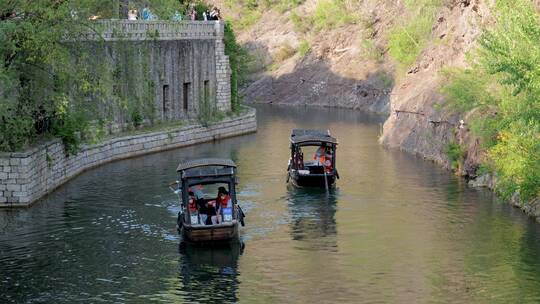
[{"xmin": 0, "ymin": 1, "xmax": 188, "ymax": 154}]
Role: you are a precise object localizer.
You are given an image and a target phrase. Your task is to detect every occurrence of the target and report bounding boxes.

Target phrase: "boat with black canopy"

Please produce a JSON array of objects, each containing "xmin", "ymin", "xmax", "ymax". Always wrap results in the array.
[
  {"xmin": 287, "ymin": 129, "xmax": 339, "ymax": 188},
  {"xmin": 170, "ymin": 158, "xmax": 245, "ymax": 243}
]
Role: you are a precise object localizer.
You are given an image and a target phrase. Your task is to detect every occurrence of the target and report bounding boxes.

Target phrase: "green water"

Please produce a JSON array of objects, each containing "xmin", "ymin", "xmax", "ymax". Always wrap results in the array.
[{"xmin": 1, "ymin": 105, "xmax": 540, "ymax": 303}]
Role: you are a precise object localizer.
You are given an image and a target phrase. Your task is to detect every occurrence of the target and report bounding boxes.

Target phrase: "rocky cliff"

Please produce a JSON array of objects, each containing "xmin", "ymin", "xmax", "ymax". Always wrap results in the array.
[
  {"xmin": 380, "ymin": 1, "xmax": 490, "ymax": 172},
  {"xmin": 216, "ymin": 0, "xmax": 490, "ymax": 169}
]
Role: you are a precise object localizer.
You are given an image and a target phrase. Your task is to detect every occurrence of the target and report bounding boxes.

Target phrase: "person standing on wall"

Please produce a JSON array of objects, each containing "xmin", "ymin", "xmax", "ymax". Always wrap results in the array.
[
  {"xmin": 209, "ymin": 7, "xmax": 219, "ymax": 20},
  {"xmin": 141, "ymin": 4, "xmax": 150, "ymax": 20},
  {"xmin": 128, "ymin": 9, "xmax": 137, "ymax": 20},
  {"xmin": 172, "ymin": 10, "xmax": 182, "ymax": 21}
]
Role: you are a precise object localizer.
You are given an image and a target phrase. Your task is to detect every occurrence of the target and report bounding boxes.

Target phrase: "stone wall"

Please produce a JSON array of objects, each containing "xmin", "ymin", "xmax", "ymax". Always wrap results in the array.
[
  {"xmin": 214, "ymin": 23, "xmax": 232, "ymax": 112},
  {"xmin": 85, "ymin": 20, "xmax": 231, "ymax": 125},
  {"xmin": 0, "ymin": 108, "xmax": 256, "ymax": 208}
]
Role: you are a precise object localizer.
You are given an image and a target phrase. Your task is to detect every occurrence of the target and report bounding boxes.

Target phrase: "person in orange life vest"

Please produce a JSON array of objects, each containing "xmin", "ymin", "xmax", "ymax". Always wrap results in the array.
[
  {"xmin": 212, "ymin": 187, "xmax": 232, "ymax": 224},
  {"xmin": 314, "ymin": 145, "xmax": 333, "ymax": 173},
  {"xmin": 187, "ymin": 191, "xmax": 197, "ymax": 213},
  {"xmin": 187, "ymin": 191, "xmax": 206, "ymax": 225},
  {"xmin": 188, "ymin": 185, "xmax": 211, "ymax": 225},
  {"xmin": 313, "ymin": 145, "xmax": 326, "ymax": 161},
  {"xmin": 217, "ymin": 187, "xmax": 232, "ymax": 212},
  {"xmin": 294, "ymin": 150, "xmax": 304, "ymax": 169},
  {"xmin": 177, "ymin": 191, "xmax": 198, "ymax": 229},
  {"xmin": 323, "ymin": 152, "xmax": 333, "ymax": 173}
]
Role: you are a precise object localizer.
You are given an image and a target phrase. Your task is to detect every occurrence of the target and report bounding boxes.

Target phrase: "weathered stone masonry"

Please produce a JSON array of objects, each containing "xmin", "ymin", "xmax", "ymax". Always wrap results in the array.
[
  {"xmin": 0, "ymin": 108, "xmax": 256, "ymax": 207},
  {"xmin": 87, "ymin": 20, "xmax": 232, "ymax": 124}
]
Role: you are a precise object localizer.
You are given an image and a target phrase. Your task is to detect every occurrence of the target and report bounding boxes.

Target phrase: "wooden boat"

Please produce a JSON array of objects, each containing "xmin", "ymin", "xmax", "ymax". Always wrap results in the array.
[
  {"xmin": 287, "ymin": 129, "xmax": 339, "ymax": 188},
  {"xmin": 171, "ymin": 158, "xmax": 245, "ymax": 243}
]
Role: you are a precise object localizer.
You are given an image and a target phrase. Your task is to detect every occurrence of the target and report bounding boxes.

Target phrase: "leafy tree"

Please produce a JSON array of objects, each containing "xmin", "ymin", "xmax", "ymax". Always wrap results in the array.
[
  {"xmin": 0, "ymin": 0, "xmax": 188, "ymax": 153},
  {"xmin": 223, "ymin": 21, "xmax": 250, "ymax": 112}
]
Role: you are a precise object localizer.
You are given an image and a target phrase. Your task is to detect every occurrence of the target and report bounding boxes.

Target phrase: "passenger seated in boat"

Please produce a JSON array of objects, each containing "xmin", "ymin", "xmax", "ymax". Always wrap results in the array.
[
  {"xmin": 187, "ymin": 191, "xmax": 205, "ymax": 225},
  {"xmin": 294, "ymin": 151, "xmax": 304, "ymax": 169},
  {"xmin": 209, "ymin": 187, "xmax": 231, "ymax": 224},
  {"xmin": 188, "ymin": 192, "xmax": 197, "ymax": 213},
  {"xmin": 323, "ymin": 152, "xmax": 333, "ymax": 173},
  {"xmin": 213, "ymin": 187, "xmax": 232, "ymax": 224},
  {"xmin": 313, "ymin": 145, "xmax": 327, "ymax": 163},
  {"xmin": 197, "ymin": 199, "xmax": 216, "ymax": 225},
  {"xmin": 189, "ymin": 186, "xmax": 208, "ymax": 225}
]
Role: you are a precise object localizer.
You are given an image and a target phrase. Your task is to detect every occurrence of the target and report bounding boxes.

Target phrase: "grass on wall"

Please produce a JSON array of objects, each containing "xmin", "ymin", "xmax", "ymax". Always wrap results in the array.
[
  {"xmin": 289, "ymin": 0, "xmax": 359, "ymax": 33},
  {"xmin": 388, "ymin": 13, "xmax": 434, "ymax": 67},
  {"xmin": 311, "ymin": 0, "xmax": 358, "ymax": 31},
  {"xmin": 388, "ymin": 0, "xmax": 442, "ymax": 68},
  {"xmin": 297, "ymin": 40, "xmax": 311, "ymax": 57}
]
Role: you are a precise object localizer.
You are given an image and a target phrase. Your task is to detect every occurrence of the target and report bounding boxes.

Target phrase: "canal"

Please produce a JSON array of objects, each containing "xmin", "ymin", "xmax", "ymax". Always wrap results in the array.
[{"xmin": 2, "ymin": 105, "xmax": 540, "ymax": 303}]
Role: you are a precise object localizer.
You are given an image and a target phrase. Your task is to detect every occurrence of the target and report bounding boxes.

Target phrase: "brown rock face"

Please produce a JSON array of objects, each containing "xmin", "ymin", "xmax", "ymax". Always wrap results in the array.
[
  {"xmin": 215, "ymin": 0, "xmax": 401, "ymax": 114},
  {"xmin": 380, "ymin": 0, "xmax": 490, "ymax": 170}
]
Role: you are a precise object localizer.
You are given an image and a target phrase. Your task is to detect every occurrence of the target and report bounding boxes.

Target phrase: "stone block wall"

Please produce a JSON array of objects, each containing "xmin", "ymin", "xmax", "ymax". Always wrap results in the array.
[
  {"xmin": 0, "ymin": 108, "xmax": 256, "ymax": 207},
  {"xmin": 85, "ymin": 20, "xmax": 232, "ymax": 126},
  {"xmin": 214, "ymin": 22, "xmax": 232, "ymax": 112}
]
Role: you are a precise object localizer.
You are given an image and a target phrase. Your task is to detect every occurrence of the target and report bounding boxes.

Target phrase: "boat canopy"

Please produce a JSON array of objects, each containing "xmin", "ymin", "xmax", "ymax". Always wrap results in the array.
[
  {"xmin": 176, "ymin": 158, "xmax": 236, "ymax": 172},
  {"xmin": 290, "ymin": 129, "xmax": 337, "ymax": 145}
]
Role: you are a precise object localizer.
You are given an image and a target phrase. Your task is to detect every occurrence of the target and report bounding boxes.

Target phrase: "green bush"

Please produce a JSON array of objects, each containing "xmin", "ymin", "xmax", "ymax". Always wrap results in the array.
[
  {"xmin": 439, "ymin": 67, "xmax": 501, "ymax": 112},
  {"xmin": 234, "ymin": 10, "xmax": 262, "ymax": 30},
  {"xmin": 445, "ymin": 142, "xmax": 465, "ymax": 171},
  {"xmin": 388, "ymin": 13, "xmax": 434, "ymax": 67},
  {"xmin": 130, "ymin": 110, "xmax": 144, "ymax": 128},
  {"xmin": 311, "ymin": 0, "xmax": 357, "ymax": 31},
  {"xmin": 52, "ymin": 111, "xmax": 88, "ymax": 156},
  {"xmin": 489, "ymin": 124, "xmax": 540, "ymax": 200},
  {"xmin": 297, "ymin": 40, "xmax": 311, "ymax": 57},
  {"xmin": 224, "ymin": 22, "xmax": 251, "ymax": 112},
  {"xmin": 388, "ymin": 0, "xmax": 441, "ymax": 67},
  {"xmin": 0, "ymin": 109, "xmax": 34, "ymax": 152},
  {"xmin": 291, "ymin": 12, "xmax": 311, "ymax": 33}
]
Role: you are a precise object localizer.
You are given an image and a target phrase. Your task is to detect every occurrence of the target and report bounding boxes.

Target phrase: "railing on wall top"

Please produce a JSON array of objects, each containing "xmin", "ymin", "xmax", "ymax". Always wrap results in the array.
[{"xmin": 82, "ymin": 20, "xmax": 224, "ymax": 41}]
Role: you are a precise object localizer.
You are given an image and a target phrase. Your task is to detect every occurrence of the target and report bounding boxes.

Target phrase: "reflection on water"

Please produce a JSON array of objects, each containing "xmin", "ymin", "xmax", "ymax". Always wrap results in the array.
[
  {"xmin": 1, "ymin": 104, "xmax": 540, "ymax": 303},
  {"xmin": 177, "ymin": 242, "xmax": 244, "ymax": 303},
  {"xmin": 287, "ymin": 188, "xmax": 338, "ymax": 252}
]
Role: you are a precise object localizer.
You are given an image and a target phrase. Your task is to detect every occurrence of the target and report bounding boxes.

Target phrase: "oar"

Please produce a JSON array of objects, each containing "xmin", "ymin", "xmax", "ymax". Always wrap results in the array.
[{"xmin": 323, "ymin": 169, "xmax": 329, "ymax": 193}]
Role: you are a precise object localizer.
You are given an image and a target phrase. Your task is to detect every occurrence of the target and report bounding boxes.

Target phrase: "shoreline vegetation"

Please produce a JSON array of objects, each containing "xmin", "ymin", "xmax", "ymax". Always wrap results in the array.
[{"xmin": 440, "ymin": 0, "xmax": 539, "ymax": 204}]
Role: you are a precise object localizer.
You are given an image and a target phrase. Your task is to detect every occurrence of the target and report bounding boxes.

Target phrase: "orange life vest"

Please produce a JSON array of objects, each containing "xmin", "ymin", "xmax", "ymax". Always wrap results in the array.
[
  {"xmin": 217, "ymin": 195, "xmax": 231, "ymax": 208},
  {"xmin": 188, "ymin": 199, "xmax": 197, "ymax": 212}
]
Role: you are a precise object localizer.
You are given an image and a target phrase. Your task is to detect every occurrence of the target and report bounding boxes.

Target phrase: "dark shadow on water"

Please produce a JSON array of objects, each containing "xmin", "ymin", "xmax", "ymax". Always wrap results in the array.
[
  {"xmin": 286, "ymin": 187, "xmax": 338, "ymax": 251},
  {"xmin": 176, "ymin": 241, "xmax": 244, "ymax": 303}
]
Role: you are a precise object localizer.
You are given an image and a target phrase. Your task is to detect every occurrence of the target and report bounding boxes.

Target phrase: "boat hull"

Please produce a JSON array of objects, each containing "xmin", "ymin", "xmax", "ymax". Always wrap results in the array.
[
  {"xmin": 181, "ymin": 222, "xmax": 239, "ymax": 243},
  {"xmin": 289, "ymin": 172, "xmax": 336, "ymax": 188}
]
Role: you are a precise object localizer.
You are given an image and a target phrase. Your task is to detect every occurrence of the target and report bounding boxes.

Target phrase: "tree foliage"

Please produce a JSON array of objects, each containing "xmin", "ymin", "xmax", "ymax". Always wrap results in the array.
[
  {"xmin": 441, "ymin": 0, "xmax": 540, "ymax": 200},
  {"xmin": 224, "ymin": 21, "xmax": 250, "ymax": 112},
  {"xmin": 0, "ymin": 0, "xmax": 222, "ymax": 153}
]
